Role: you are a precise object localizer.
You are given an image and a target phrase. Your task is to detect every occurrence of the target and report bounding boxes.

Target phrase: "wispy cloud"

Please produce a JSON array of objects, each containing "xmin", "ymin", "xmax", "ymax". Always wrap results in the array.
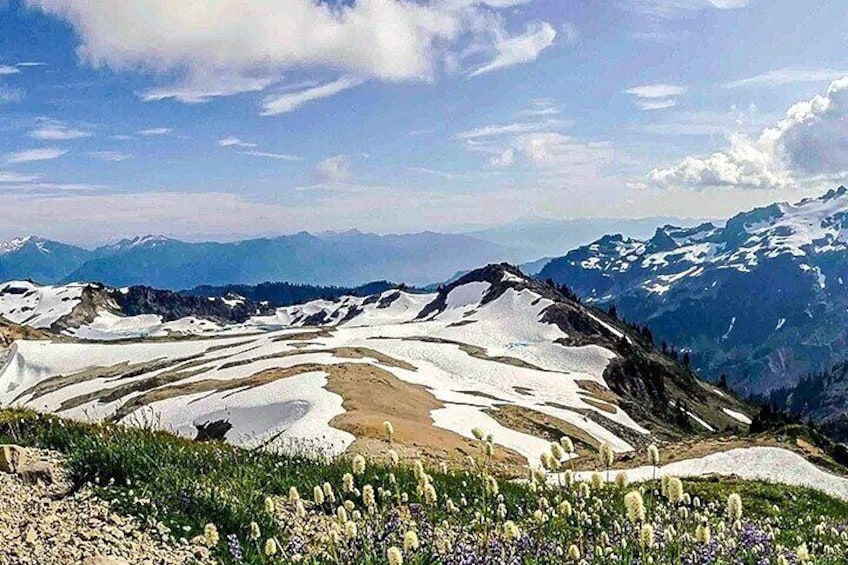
[
  {"xmin": 625, "ymin": 83, "xmax": 687, "ymax": 111},
  {"xmin": 6, "ymin": 147, "xmax": 68, "ymax": 164},
  {"xmin": 723, "ymin": 67, "xmax": 848, "ymax": 88},
  {"xmin": 469, "ymin": 22, "xmax": 557, "ymax": 78},
  {"xmin": 240, "ymin": 150, "xmax": 302, "ymax": 161},
  {"xmin": 0, "ymin": 86, "xmax": 23, "ymax": 104},
  {"xmin": 261, "ymin": 77, "xmax": 364, "ymax": 116},
  {"xmin": 0, "ymin": 65, "xmax": 19, "ymax": 75},
  {"xmin": 315, "ymin": 155, "xmax": 352, "ymax": 182},
  {"xmin": 89, "ymin": 151, "xmax": 131, "ymax": 162},
  {"xmin": 137, "ymin": 127, "xmax": 173, "ymax": 136},
  {"xmin": 454, "ymin": 119, "xmax": 566, "ymax": 140},
  {"xmin": 409, "ymin": 167, "xmax": 454, "ymax": 180},
  {"xmin": 0, "ymin": 171, "xmax": 40, "ymax": 183},
  {"xmin": 218, "ymin": 137, "xmax": 257, "ymax": 148},
  {"xmin": 29, "ymin": 122, "xmax": 92, "ymax": 140}
]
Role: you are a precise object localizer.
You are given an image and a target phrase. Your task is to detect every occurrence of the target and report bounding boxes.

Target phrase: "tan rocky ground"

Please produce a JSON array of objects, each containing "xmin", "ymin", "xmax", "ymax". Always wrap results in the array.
[{"xmin": 0, "ymin": 447, "xmax": 213, "ymax": 565}]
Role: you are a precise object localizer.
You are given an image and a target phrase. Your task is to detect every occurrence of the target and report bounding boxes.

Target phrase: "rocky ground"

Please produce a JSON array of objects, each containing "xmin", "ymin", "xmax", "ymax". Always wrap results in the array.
[{"xmin": 0, "ymin": 446, "xmax": 213, "ymax": 565}]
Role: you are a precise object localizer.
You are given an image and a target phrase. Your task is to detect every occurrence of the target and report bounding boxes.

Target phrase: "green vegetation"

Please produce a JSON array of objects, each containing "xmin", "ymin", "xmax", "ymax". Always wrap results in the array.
[{"xmin": 2, "ymin": 408, "xmax": 848, "ymax": 564}]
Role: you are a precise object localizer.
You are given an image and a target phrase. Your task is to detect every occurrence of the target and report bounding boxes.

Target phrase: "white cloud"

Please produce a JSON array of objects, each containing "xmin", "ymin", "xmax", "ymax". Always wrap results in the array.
[
  {"xmin": 29, "ymin": 122, "xmax": 92, "ymax": 140},
  {"xmin": 409, "ymin": 167, "xmax": 454, "ymax": 179},
  {"xmin": 315, "ymin": 155, "xmax": 352, "ymax": 182},
  {"xmin": 723, "ymin": 67, "xmax": 848, "ymax": 89},
  {"xmin": 490, "ymin": 132, "xmax": 614, "ymax": 170},
  {"xmin": 455, "ymin": 119, "xmax": 566, "ymax": 140},
  {"xmin": 626, "ymin": 83, "xmax": 687, "ymax": 111},
  {"xmin": 137, "ymin": 127, "xmax": 173, "ymax": 136},
  {"xmin": 468, "ymin": 22, "xmax": 557, "ymax": 78},
  {"xmin": 6, "ymin": 148, "xmax": 68, "ymax": 164},
  {"xmin": 0, "ymin": 65, "xmax": 19, "ymax": 75},
  {"xmin": 240, "ymin": 150, "xmax": 302, "ymax": 161},
  {"xmin": 0, "ymin": 171, "xmax": 40, "ymax": 183},
  {"xmin": 262, "ymin": 77, "xmax": 364, "ymax": 115},
  {"xmin": 708, "ymin": 0, "xmax": 749, "ymax": 7},
  {"xmin": 0, "ymin": 86, "xmax": 23, "ymax": 104},
  {"xmin": 89, "ymin": 151, "xmax": 131, "ymax": 162},
  {"xmin": 27, "ymin": 0, "xmax": 555, "ymax": 111},
  {"xmin": 218, "ymin": 137, "xmax": 257, "ymax": 148},
  {"xmin": 650, "ymin": 76, "xmax": 848, "ymax": 189},
  {"xmin": 626, "ymin": 84, "xmax": 687, "ymax": 98}
]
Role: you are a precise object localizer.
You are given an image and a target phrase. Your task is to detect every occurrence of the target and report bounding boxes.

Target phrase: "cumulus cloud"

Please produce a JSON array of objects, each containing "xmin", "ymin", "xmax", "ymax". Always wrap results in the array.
[
  {"xmin": 6, "ymin": 148, "xmax": 68, "ymax": 164},
  {"xmin": 27, "ymin": 0, "xmax": 556, "ymax": 111},
  {"xmin": 468, "ymin": 22, "xmax": 556, "ymax": 78},
  {"xmin": 316, "ymin": 155, "xmax": 352, "ymax": 183},
  {"xmin": 650, "ymin": 76, "xmax": 848, "ymax": 189},
  {"xmin": 489, "ymin": 132, "xmax": 614, "ymax": 170}
]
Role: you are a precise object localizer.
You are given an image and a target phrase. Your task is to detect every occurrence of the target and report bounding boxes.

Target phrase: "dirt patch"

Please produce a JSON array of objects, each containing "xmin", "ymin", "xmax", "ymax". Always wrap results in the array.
[
  {"xmin": 323, "ymin": 363, "xmax": 527, "ymax": 475},
  {"xmin": 575, "ymin": 379, "xmax": 620, "ymax": 405},
  {"xmin": 485, "ymin": 404, "xmax": 602, "ymax": 455},
  {"xmin": 271, "ymin": 329, "xmax": 334, "ymax": 342},
  {"xmin": 456, "ymin": 390, "xmax": 507, "ymax": 402},
  {"xmin": 581, "ymin": 397, "xmax": 617, "ymax": 414}
]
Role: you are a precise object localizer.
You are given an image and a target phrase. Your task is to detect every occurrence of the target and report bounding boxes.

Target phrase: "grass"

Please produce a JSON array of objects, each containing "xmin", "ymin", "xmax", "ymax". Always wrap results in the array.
[{"xmin": 2, "ymin": 408, "xmax": 848, "ymax": 564}]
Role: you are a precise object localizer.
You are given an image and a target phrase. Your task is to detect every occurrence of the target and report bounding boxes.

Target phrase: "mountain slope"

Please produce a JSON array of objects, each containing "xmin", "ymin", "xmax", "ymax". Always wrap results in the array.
[
  {"xmin": 538, "ymin": 186, "xmax": 848, "ymax": 394},
  {"xmin": 58, "ymin": 231, "xmax": 513, "ymax": 288},
  {"xmin": 0, "ymin": 264, "xmax": 752, "ymax": 468},
  {"xmin": 0, "ymin": 236, "xmax": 92, "ymax": 284}
]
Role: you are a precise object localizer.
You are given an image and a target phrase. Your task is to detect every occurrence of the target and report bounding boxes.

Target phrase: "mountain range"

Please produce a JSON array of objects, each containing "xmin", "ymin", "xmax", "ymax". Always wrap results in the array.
[
  {"xmin": 0, "ymin": 231, "xmax": 514, "ymax": 289},
  {"xmin": 538, "ymin": 186, "xmax": 848, "ymax": 397}
]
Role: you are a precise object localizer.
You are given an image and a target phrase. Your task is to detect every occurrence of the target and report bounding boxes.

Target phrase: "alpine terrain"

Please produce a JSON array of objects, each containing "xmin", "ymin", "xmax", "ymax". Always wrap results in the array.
[{"xmin": 539, "ymin": 187, "xmax": 848, "ymax": 396}]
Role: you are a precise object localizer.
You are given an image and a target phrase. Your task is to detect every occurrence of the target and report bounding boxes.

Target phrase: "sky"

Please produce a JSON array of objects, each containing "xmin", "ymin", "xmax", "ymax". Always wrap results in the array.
[{"xmin": 1, "ymin": 0, "xmax": 848, "ymax": 244}]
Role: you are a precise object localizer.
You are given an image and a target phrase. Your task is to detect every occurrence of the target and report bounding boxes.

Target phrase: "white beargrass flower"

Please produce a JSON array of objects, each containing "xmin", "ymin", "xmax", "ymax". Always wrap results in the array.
[
  {"xmin": 352, "ymin": 454, "xmax": 366, "ymax": 475},
  {"xmin": 383, "ymin": 420, "xmax": 395, "ymax": 439},
  {"xmin": 203, "ymin": 523, "xmax": 219, "ymax": 547},
  {"xmin": 342, "ymin": 473, "xmax": 355, "ymax": 493},
  {"xmin": 404, "ymin": 530, "xmax": 420, "ymax": 551},
  {"xmin": 249, "ymin": 521, "xmax": 261, "ymax": 541},
  {"xmin": 264, "ymin": 538, "xmax": 278, "ymax": 556},
  {"xmin": 728, "ymin": 493, "xmax": 743, "ymax": 521},
  {"xmin": 558, "ymin": 500, "xmax": 573, "ymax": 516},
  {"xmin": 591, "ymin": 471, "xmax": 604, "ymax": 490},
  {"xmin": 486, "ymin": 476, "xmax": 499, "ymax": 496},
  {"xmin": 696, "ymin": 523, "xmax": 711, "ymax": 544},
  {"xmin": 363, "ymin": 484, "xmax": 376, "ymax": 507},
  {"xmin": 388, "ymin": 449, "xmax": 399, "ymax": 466},
  {"xmin": 295, "ymin": 500, "xmax": 306, "ymax": 518},
  {"xmin": 640, "ymin": 523, "xmax": 654, "ymax": 549},
  {"xmin": 797, "ymin": 543, "xmax": 811, "ymax": 562},
  {"xmin": 387, "ymin": 546, "xmax": 403, "ymax": 565},
  {"xmin": 568, "ymin": 544, "xmax": 581, "ymax": 560},
  {"xmin": 336, "ymin": 506, "xmax": 348, "ymax": 524},
  {"xmin": 667, "ymin": 477, "xmax": 684, "ymax": 504},
  {"xmin": 647, "ymin": 444, "xmax": 660, "ymax": 466},
  {"xmin": 504, "ymin": 520, "xmax": 520, "ymax": 540},
  {"xmin": 624, "ymin": 490, "xmax": 646, "ymax": 523},
  {"xmin": 264, "ymin": 496, "xmax": 275, "ymax": 514},
  {"xmin": 615, "ymin": 471, "xmax": 628, "ymax": 489},
  {"xmin": 288, "ymin": 486, "xmax": 300, "ymax": 503},
  {"xmin": 344, "ymin": 520, "xmax": 358, "ymax": 539},
  {"xmin": 599, "ymin": 442, "xmax": 614, "ymax": 468},
  {"xmin": 560, "ymin": 436, "xmax": 575, "ymax": 454},
  {"xmin": 313, "ymin": 485, "xmax": 325, "ymax": 505},
  {"xmin": 551, "ymin": 442, "xmax": 565, "ymax": 461},
  {"xmin": 423, "ymin": 483, "xmax": 438, "ymax": 505}
]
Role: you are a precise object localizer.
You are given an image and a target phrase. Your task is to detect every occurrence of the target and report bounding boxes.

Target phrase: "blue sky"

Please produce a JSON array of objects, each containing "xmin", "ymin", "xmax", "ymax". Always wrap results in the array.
[{"xmin": 1, "ymin": 0, "xmax": 848, "ymax": 244}]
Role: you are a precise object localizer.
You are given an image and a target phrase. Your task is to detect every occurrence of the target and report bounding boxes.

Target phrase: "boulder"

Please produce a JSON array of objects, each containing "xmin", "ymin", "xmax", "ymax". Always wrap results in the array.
[
  {"xmin": 83, "ymin": 556, "xmax": 130, "ymax": 565},
  {"xmin": 0, "ymin": 444, "xmax": 28, "ymax": 474},
  {"xmin": 18, "ymin": 460, "xmax": 55, "ymax": 485}
]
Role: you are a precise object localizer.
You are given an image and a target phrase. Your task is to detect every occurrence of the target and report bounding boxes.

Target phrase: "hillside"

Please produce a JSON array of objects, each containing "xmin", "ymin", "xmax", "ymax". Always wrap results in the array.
[
  {"xmin": 0, "ymin": 236, "xmax": 92, "ymax": 284},
  {"xmin": 538, "ymin": 186, "xmax": 848, "ymax": 395},
  {"xmin": 0, "ymin": 264, "xmax": 757, "ymax": 471}
]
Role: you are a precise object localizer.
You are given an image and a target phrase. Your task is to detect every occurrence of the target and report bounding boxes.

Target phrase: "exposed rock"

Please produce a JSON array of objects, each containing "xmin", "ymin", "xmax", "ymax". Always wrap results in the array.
[
  {"xmin": 18, "ymin": 459, "xmax": 56, "ymax": 485},
  {"xmin": 0, "ymin": 444, "xmax": 27, "ymax": 474}
]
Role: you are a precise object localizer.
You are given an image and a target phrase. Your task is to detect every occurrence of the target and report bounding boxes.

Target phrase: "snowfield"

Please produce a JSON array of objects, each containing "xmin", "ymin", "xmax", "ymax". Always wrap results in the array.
[
  {"xmin": 0, "ymin": 275, "xmax": 659, "ymax": 464},
  {"xmin": 573, "ymin": 446, "xmax": 848, "ymax": 501}
]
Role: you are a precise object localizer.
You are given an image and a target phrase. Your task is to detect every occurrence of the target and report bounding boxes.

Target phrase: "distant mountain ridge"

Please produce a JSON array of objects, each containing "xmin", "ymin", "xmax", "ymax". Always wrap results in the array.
[
  {"xmin": 0, "ymin": 231, "xmax": 515, "ymax": 289},
  {"xmin": 538, "ymin": 186, "xmax": 848, "ymax": 395}
]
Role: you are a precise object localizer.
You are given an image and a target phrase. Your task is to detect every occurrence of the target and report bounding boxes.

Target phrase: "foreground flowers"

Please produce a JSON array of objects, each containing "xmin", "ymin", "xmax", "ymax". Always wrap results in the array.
[{"xmin": 198, "ymin": 426, "xmax": 848, "ymax": 564}]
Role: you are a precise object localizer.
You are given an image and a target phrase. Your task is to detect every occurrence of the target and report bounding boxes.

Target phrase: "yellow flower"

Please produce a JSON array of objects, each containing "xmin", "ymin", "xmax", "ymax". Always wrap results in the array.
[
  {"xmin": 264, "ymin": 538, "xmax": 278, "ymax": 556},
  {"xmin": 485, "ymin": 476, "xmax": 499, "ymax": 496},
  {"xmin": 567, "ymin": 544, "xmax": 580, "ymax": 560},
  {"xmin": 472, "ymin": 427, "xmax": 484, "ymax": 440}
]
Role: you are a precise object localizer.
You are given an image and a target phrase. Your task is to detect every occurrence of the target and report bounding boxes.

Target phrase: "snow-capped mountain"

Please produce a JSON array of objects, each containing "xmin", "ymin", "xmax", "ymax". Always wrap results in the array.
[
  {"xmin": 0, "ymin": 236, "xmax": 93, "ymax": 284},
  {"xmin": 0, "ymin": 264, "xmax": 751, "ymax": 467},
  {"xmin": 538, "ymin": 186, "xmax": 848, "ymax": 394}
]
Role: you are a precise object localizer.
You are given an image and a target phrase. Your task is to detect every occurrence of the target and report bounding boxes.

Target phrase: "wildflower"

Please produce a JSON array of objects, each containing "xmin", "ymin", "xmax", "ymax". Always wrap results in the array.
[
  {"xmin": 472, "ymin": 427, "xmax": 485, "ymax": 440},
  {"xmin": 485, "ymin": 475, "xmax": 499, "ymax": 496},
  {"xmin": 640, "ymin": 524, "xmax": 654, "ymax": 549},
  {"xmin": 797, "ymin": 543, "xmax": 811, "ymax": 562},
  {"xmin": 323, "ymin": 481, "xmax": 336, "ymax": 503},
  {"xmin": 363, "ymin": 484, "xmax": 376, "ymax": 507},
  {"xmin": 551, "ymin": 442, "xmax": 565, "ymax": 461},
  {"xmin": 486, "ymin": 441, "xmax": 495, "ymax": 457},
  {"xmin": 203, "ymin": 523, "xmax": 219, "ymax": 547},
  {"xmin": 563, "ymin": 469, "xmax": 574, "ymax": 487},
  {"xmin": 615, "ymin": 471, "xmax": 628, "ymax": 489},
  {"xmin": 568, "ymin": 544, "xmax": 581, "ymax": 560},
  {"xmin": 352, "ymin": 454, "xmax": 366, "ymax": 475},
  {"xmin": 344, "ymin": 521, "xmax": 358, "ymax": 539},
  {"xmin": 383, "ymin": 420, "xmax": 395, "ymax": 440},
  {"xmin": 777, "ymin": 556, "xmax": 788, "ymax": 565},
  {"xmin": 497, "ymin": 502, "xmax": 507, "ymax": 519},
  {"xmin": 599, "ymin": 441, "xmax": 614, "ymax": 468},
  {"xmin": 540, "ymin": 452, "xmax": 553, "ymax": 470},
  {"xmin": 591, "ymin": 471, "xmax": 604, "ymax": 490},
  {"xmin": 696, "ymin": 523, "xmax": 710, "ymax": 544},
  {"xmin": 560, "ymin": 436, "xmax": 575, "ymax": 453},
  {"xmin": 295, "ymin": 500, "xmax": 306, "ymax": 518},
  {"xmin": 313, "ymin": 485, "xmax": 325, "ymax": 505},
  {"xmin": 533, "ymin": 509, "xmax": 546, "ymax": 524},
  {"xmin": 336, "ymin": 506, "xmax": 348, "ymax": 524},
  {"xmin": 504, "ymin": 520, "xmax": 520, "ymax": 540},
  {"xmin": 647, "ymin": 444, "xmax": 660, "ymax": 466},
  {"xmin": 264, "ymin": 538, "xmax": 278, "ymax": 556},
  {"xmin": 558, "ymin": 500, "xmax": 573, "ymax": 516},
  {"xmin": 578, "ymin": 482, "xmax": 591, "ymax": 498},
  {"xmin": 264, "ymin": 496, "xmax": 275, "ymax": 514},
  {"xmin": 423, "ymin": 483, "xmax": 438, "ymax": 505},
  {"xmin": 388, "ymin": 449, "xmax": 399, "ymax": 466},
  {"xmin": 667, "ymin": 477, "xmax": 684, "ymax": 504},
  {"xmin": 249, "ymin": 521, "xmax": 261, "ymax": 541},
  {"xmin": 387, "ymin": 546, "xmax": 404, "ymax": 565},
  {"xmin": 624, "ymin": 490, "xmax": 646, "ymax": 523},
  {"xmin": 728, "ymin": 493, "xmax": 743, "ymax": 521},
  {"xmin": 446, "ymin": 498, "xmax": 458, "ymax": 513},
  {"xmin": 404, "ymin": 530, "xmax": 420, "ymax": 552},
  {"xmin": 342, "ymin": 473, "xmax": 355, "ymax": 493}
]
